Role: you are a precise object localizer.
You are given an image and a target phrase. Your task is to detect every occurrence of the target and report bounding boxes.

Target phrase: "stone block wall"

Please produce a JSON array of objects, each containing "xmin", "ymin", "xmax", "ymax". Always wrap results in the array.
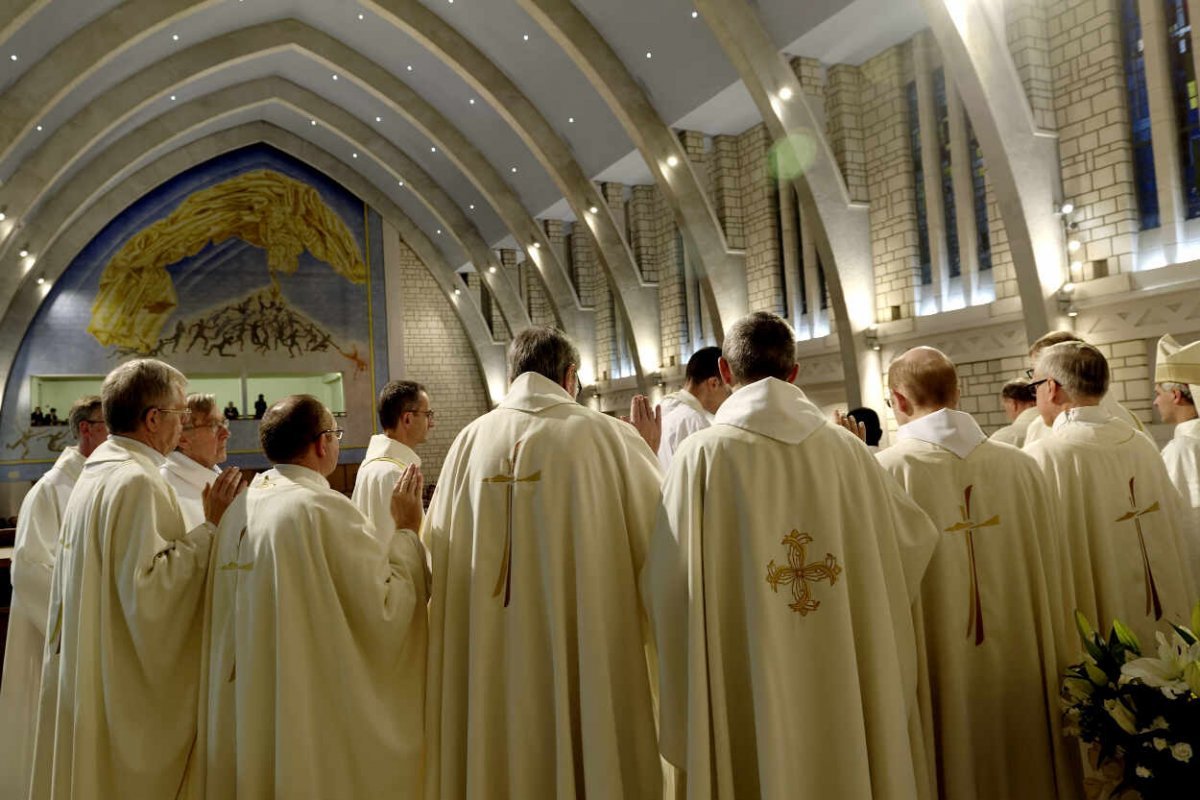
[
  {"xmin": 395, "ymin": 239, "xmax": 490, "ymax": 482},
  {"xmin": 1007, "ymin": 0, "xmax": 1058, "ymax": 131},
  {"xmin": 737, "ymin": 123, "xmax": 785, "ymax": 314},
  {"xmin": 826, "ymin": 64, "xmax": 870, "ymax": 204},
  {"xmin": 711, "ymin": 134, "xmax": 745, "ymax": 249}
]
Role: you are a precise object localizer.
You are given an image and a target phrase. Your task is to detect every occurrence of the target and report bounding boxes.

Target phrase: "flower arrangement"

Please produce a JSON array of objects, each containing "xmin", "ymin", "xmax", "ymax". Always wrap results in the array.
[{"xmin": 1062, "ymin": 605, "xmax": 1200, "ymax": 799}]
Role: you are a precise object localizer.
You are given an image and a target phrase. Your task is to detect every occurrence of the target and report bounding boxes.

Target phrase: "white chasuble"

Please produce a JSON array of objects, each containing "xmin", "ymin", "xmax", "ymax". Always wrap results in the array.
[
  {"xmin": 29, "ymin": 436, "xmax": 214, "ymax": 800},
  {"xmin": 644, "ymin": 378, "xmax": 939, "ymax": 800},
  {"xmin": 878, "ymin": 410, "xmax": 1082, "ymax": 800},
  {"xmin": 233, "ymin": 464, "xmax": 425, "ymax": 799},
  {"xmin": 1027, "ymin": 406, "xmax": 1197, "ymax": 647},
  {"xmin": 1023, "ymin": 394, "xmax": 1144, "ymax": 449},
  {"xmin": 989, "ymin": 405, "xmax": 1039, "ymax": 448},
  {"xmin": 423, "ymin": 372, "xmax": 664, "ymax": 800},
  {"xmin": 1161, "ymin": 417, "xmax": 1200, "ymax": 577},
  {"xmin": 353, "ymin": 433, "xmax": 431, "ymax": 598},
  {"xmin": 161, "ymin": 451, "xmax": 221, "ymax": 531},
  {"xmin": 0, "ymin": 447, "xmax": 84, "ymax": 800},
  {"xmin": 657, "ymin": 390, "xmax": 713, "ymax": 472}
]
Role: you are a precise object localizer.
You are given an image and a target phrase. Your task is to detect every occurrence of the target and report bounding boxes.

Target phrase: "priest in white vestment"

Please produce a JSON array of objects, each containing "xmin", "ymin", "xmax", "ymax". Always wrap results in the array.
[
  {"xmin": 990, "ymin": 378, "xmax": 1039, "ymax": 447},
  {"xmin": 1021, "ymin": 331, "xmax": 1145, "ymax": 448},
  {"xmin": 877, "ymin": 348, "xmax": 1081, "ymax": 800},
  {"xmin": 229, "ymin": 395, "xmax": 427, "ymax": 798},
  {"xmin": 1152, "ymin": 334, "xmax": 1200, "ymax": 575},
  {"xmin": 0, "ymin": 397, "xmax": 105, "ymax": 800},
  {"xmin": 161, "ymin": 393, "xmax": 229, "ymax": 529},
  {"xmin": 1026, "ymin": 342, "xmax": 1196, "ymax": 647},
  {"xmin": 658, "ymin": 346, "xmax": 729, "ymax": 471},
  {"xmin": 424, "ymin": 326, "xmax": 664, "ymax": 800},
  {"xmin": 28, "ymin": 359, "xmax": 243, "ymax": 800},
  {"xmin": 644, "ymin": 312, "xmax": 939, "ymax": 800}
]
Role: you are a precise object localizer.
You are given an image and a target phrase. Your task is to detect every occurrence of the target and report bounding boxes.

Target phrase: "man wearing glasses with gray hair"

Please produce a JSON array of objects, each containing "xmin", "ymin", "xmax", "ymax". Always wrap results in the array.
[
  {"xmin": 29, "ymin": 358, "xmax": 244, "ymax": 800},
  {"xmin": 162, "ymin": 392, "xmax": 232, "ymax": 529}
]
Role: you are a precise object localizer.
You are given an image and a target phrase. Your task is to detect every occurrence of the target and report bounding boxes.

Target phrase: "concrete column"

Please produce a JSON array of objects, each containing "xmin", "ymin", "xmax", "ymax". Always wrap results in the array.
[
  {"xmin": 1139, "ymin": 0, "xmax": 1187, "ymax": 258},
  {"xmin": 947, "ymin": 79, "xmax": 981, "ymax": 303}
]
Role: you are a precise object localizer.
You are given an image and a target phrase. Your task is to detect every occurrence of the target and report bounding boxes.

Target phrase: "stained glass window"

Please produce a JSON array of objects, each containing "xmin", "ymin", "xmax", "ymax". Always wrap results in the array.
[
  {"xmin": 1165, "ymin": 0, "xmax": 1200, "ymax": 218},
  {"xmin": 1123, "ymin": 0, "xmax": 1161, "ymax": 228},
  {"xmin": 907, "ymin": 81, "xmax": 933, "ymax": 284},
  {"xmin": 933, "ymin": 69, "xmax": 961, "ymax": 278},
  {"xmin": 967, "ymin": 121, "xmax": 993, "ymax": 271}
]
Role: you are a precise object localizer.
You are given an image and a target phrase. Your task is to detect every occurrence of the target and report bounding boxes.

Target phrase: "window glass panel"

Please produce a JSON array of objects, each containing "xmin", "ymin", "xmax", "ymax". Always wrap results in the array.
[
  {"xmin": 1165, "ymin": 0, "xmax": 1200, "ymax": 218},
  {"xmin": 933, "ymin": 69, "xmax": 962, "ymax": 279},
  {"xmin": 245, "ymin": 373, "xmax": 345, "ymax": 414},
  {"xmin": 906, "ymin": 81, "xmax": 933, "ymax": 284},
  {"xmin": 1123, "ymin": 0, "xmax": 1161, "ymax": 228},
  {"xmin": 966, "ymin": 121, "xmax": 993, "ymax": 271}
]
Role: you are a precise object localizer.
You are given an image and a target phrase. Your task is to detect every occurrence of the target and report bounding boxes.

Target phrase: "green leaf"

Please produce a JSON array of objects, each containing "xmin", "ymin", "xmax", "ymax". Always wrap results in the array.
[
  {"xmin": 1191, "ymin": 600, "xmax": 1200, "ymax": 639},
  {"xmin": 1076, "ymin": 609, "xmax": 1096, "ymax": 643},
  {"xmin": 1111, "ymin": 619, "xmax": 1142, "ymax": 654}
]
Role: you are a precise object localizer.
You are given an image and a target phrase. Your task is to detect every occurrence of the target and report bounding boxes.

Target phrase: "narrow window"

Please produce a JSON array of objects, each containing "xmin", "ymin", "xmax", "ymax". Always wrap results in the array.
[
  {"xmin": 933, "ymin": 69, "xmax": 961, "ymax": 278},
  {"xmin": 967, "ymin": 121, "xmax": 993, "ymax": 271},
  {"xmin": 1122, "ymin": 0, "xmax": 1161, "ymax": 228},
  {"xmin": 906, "ymin": 81, "xmax": 933, "ymax": 284}
]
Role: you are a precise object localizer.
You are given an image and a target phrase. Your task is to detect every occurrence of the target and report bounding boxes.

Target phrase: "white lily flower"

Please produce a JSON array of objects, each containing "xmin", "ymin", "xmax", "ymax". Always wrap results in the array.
[{"xmin": 1121, "ymin": 631, "xmax": 1200, "ymax": 697}]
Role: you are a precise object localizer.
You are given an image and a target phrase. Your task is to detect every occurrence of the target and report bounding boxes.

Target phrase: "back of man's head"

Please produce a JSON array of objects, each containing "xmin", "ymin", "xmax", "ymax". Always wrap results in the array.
[
  {"xmin": 102, "ymin": 358, "xmax": 186, "ymax": 435},
  {"xmin": 186, "ymin": 392, "xmax": 216, "ymax": 418},
  {"xmin": 1036, "ymin": 341, "xmax": 1109, "ymax": 401},
  {"xmin": 1029, "ymin": 330, "xmax": 1082, "ymax": 360},
  {"xmin": 68, "ymin": 395, "xmax": 102, "ymax": 441},
  {"xmin": 888, "ymin": 347, "xmax": 959, "ymax": 410},
  {"xmin": 1001, "ymin": 379, "xmax": 1036, "ymax": 406},
  {"xmin": 378, "ymin": 380, "xmax": 426, "ymax": 430},
  {"xmin": 722, "ymin": 312, "xmax": 797, "ymax": 385},
  {"xmin": 508, "ymin": 326, "xmax": 579, "ymax": 385},
  {"xmin": 260, "ymin": 394, "xmax": 326, "ymax": 464},
  {"xmin": 684, "ymin": 346, "xmax": 722, "ymax": 386},
  {"xmin": 847, "ymin": 406, "xmax": 883, "ymax": 446}
]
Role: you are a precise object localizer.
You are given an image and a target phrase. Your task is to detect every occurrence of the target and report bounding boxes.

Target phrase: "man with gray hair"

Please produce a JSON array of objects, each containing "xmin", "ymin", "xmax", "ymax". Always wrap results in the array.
[
  {"xmin": 0, "ymin": 396, "xmax": 105, "ymax": 800},
  {"xmin": 423, "ymin": 326, "xmax": 665, "ymax": 799},
  {"xmin": 162, "ymin": 392, "xmax": 231, "ymax": 529},
  {"xmin": 1152, "ymin": 334, "xmax": 1200, "ymax": 574},
  {"xmin": 643, "ymin": 311, "xmax": 939, "ymax": 798},
  {"xmin": 29, "ymin": 358, "xmax": 244, "ymax": 800},
  {"xmin": 1026, "ymin": 342, "xmax": 1195, "ymax": 645}
]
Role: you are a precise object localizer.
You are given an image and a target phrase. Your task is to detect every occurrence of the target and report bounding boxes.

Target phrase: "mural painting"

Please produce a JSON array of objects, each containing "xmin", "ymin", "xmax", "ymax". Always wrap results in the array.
[{"xmin": 1, "ymin": 145, "xmax": 389, "ymax": 481}]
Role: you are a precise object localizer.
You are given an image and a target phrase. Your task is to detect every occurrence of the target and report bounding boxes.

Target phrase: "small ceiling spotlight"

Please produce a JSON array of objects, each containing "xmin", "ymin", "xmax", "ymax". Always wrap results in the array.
[
  {"xmin": 488, "ymin": 265, "xmax": 497, "ymax": 274},
  {"xmin": 18, "ymin": 248, "xmax": 29, "ymax": 258},
  {"xmin": 778, "ymin": 86, "xmax": 793, "ymax": 101},
  {"xmin": 1060, "ymin": 202, "xmax": 1074, "ymax": 215},
  {"xmin": 666, "ymin": 155, "xmax": 680, "ymax": 168},
  {"xmin": 453, "ymin": 287, "xmax": 462, "ymax": 296},
  {"xmin": 645, "ymin": 51, "xmax": 653, "ymax": 59},
  {"xmin": 588, "ymin": 205, "xmax": 599, "ymax": 214},
  {"xmin": 398, "ymin": 179, "xmax": 405, "ymax": 186},
  {"xmin": 1067, "ymin": 239, "xmax": 1082, "ymax": 253},
  {"xmin": 35, "ymin": 276, "xmax": 45, "ymax": 285},
  {"xmin": 532, "ymin": 242, "xmax": 541, "ymax": 249},
  {"xmin": 0, "ymin": 211, "xmax": 6, "ymax": 221},
  {"xmin": 510, "ymin": 166, "xmax": 518, "ymax": 173}
]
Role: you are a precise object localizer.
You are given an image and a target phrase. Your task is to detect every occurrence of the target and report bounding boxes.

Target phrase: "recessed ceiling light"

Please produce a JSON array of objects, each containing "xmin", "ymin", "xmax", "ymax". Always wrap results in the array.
[
  {"xmin": 18, "ymin": 249, "xmax": 28, "ymax": 258},
  {"xmin": 406, "ymin": 65, "xmax": 413, "ymax": 71},
  {"xmin": 332, "ymin": 74, "xmax": 339, "ymax": 81},
  {"xmin": 488, "ymin": 265, "xmax": 497, "ymax": 273},
  {"xmin": 431, "ymin": 146, "xmax": 437, "ymax": 153},
  {"xmin": 510, "ymin": 166, "xmax": 518, "ymax": 173},
  {"xmin": 666, "ymin": 155, "xmax": 680, "ymax": 167},
  {"xmin": 523, "ymin": 34, "xmax": 530, "ymax": 41},
  {"xmin": 172, "ymin": 34, "xmax": 179, "ymax": 41},
  {"xmin": 35, "ymin": 125, "xmax": 42, "ymax": 132},
  {"xmin": 691, "ymin": 10, "xmax": 698, "ymax": 18},
  {"xmin": 568, "ymin": 116, "xmax": 575, "ymax": 123},
  {"xmin": 357, "ymin": 13, "xmax": 364, "ymax": 20},
  {"xmin": 310, "ymin": 119, "xmax": 317, "ymax": 126},
  {"xmin": 436, "ymin": 229, "xmax": 443, "ymax": 235},
  {"xmin": 36, "ymin": 276, "xmax": 45, "ymax": 285},
  {"xmin": 778, "ymin": 86, "xmax": 793, "ymax": 101},
  {"xmin": 645, "ymin": 51, "xmax": 652, "ymax": 59},
  {"xmin": 588, "ymin": 205, "xmax": 598, "ymax": 214},
  {"xmin": 469, "ymin": 98, "xmax": 475, "ymax": 105},
  {"xmin": 352, "ymin": 152, "xmax": 358, "ymax": 159},
  {"xmin": 9, "ymin": 54, "xmax": 17, "ymax": 62},
  {"xmin": 398, "ymin": 180, "xmax": 405, "ymax": 186},
  {"xmin": 375, "ymin": 115, "xmax": 382, "ymax": 122},
  {"xmin": 454, "ymin": 287, "xmax": 461, "ymax": 296},
  {"xmin": 468, "ymin": 204, "xmax": 475, "ymax": 210},
  {"xmin": 169, "ymin": 95, "xmax": 176, "ymax": 101}
]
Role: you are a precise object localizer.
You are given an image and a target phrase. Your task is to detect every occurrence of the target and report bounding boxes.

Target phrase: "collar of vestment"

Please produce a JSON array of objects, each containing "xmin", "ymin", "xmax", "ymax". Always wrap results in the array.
[
  {"xmin": 897, "ymin": 408, "xmax": 987, "ymax": 459},
  {"xmin": 272, "ymin": 463, "xmax": 331, "ymax": 492},
  {"xmin": 165, "ymin": 450, "xmax": 221, "ymax": 489},
  {"xmin": 54, "ymin": 446, "xmax": 86, "ymax": 482},
  {"xmin": 90, "ymin": 435, "xmax": 167, "ymax": 469},
  {"xmin": 500, "ymin": 372, "xmax": 576, "ymax": 413},
  {"xmin": 663, "ymin": 388, "xmax": 711, "ymax": 419},
  {"xmin": 363, "ymin": 433, "xmax": 421, "ymax": 467},
  {"xmin": 1175, "ymin": 417, "xmax": 1200, "ymax": 441},
  {"xmin": 714, "ymin": 377, "xmax": 825, "ymax": 444},
  {"xmin": 1050, "ymin": 404, "xmax": 1137, "ymax": 445},
  {"xmin": 1014, "ymin": 406, "xmax": 1040, "ymax": 428}
]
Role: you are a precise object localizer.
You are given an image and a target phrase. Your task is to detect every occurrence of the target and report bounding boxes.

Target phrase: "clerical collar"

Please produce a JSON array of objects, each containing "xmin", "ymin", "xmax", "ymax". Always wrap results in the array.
[
  {"xmin": 896, "ymin": 408, "xmax": 987, "ymax": 459},
  {"xmin": 364, "ymin": 433, "xmax": 422, "ymax": 468},
  {"xmin": 1052, "ymin": 404, "xmax": 1111, "ymax": 430},
  {"xmin": 55, "ymin": 446, "xmax": 86, "ymax": 482},
  {"xmin": 714, "ymin": 377, "xmax": 825, "ymax": 444},
  {"xmin": 272, "ymin": 463, "xmax": 331, "ymax": 491},
  {"xmin": 108, "ymin": 435, "xmax": 168, "ymax": 467},
  {"xmin": 675, "ymin": 389, "xmax": 709, "ymax": 416},
  {"xmin": 165, "ymin": 450, "xmax": 221, "ymax": 488}
]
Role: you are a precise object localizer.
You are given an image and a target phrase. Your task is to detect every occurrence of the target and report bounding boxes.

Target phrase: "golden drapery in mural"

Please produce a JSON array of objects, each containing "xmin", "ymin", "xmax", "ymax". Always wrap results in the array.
[{"xmin": 88, "ymin": 169, "xmax": 367, "ymax": 351}]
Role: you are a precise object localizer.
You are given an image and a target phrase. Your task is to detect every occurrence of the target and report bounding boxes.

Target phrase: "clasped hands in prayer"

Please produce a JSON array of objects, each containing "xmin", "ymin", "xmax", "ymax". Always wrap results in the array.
[
  {"xmin": 201, "ymin": 467, "xmax": 247, "ymax": 526},
  {"xmin": 622, "ymin": 395, "xmax": 662, "ymax": 453},
  {"xmin": 390, "ymin": 463, "xmax": 425, "ymax": 532},
  {"xmin": 832, "ymin": 409, "xmax": 867, "ymax": 443}
]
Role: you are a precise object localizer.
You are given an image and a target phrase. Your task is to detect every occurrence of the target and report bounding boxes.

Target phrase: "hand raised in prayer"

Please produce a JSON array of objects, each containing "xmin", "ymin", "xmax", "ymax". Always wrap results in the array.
[
  {"xmin": 622, "ymin": 394, "xmax": 662, "ymax": 453},
  {"xmin": 202, "ymin": 467, "xmax": 247, "ymax": 526},
  {"xmin": 390, "ymin": 463, "xmax": 425, "ymax": 533},
  {"xmin": 832, "ymin": 409, "xmax": 867, "ymax": 444}
]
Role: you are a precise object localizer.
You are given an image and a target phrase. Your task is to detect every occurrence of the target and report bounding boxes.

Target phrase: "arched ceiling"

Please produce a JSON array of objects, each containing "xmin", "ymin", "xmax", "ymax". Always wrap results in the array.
[{"xmin": 0, "ymin": 0, "xmax": 928, "ymax": 399}]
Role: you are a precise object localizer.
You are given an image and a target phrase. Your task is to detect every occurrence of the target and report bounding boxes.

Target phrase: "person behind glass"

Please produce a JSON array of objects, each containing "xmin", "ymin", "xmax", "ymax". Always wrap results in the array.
[
  {"xmin": 223, "ymin": 400, "xmax": 239, "ymax": 422},
  {"xmin": 47, "ymin": 408, "xmax": 59, "ymax": 425},
  {"xmin": 30, "ymin": 406, "xmax": 44, "ymax": 426},
  {"xmin": 254, "ymin": 394, "xmax": 267, "ymax": 419},
  {"xmin": 162, "ymin": 393, "xmax": 231, "ymax": 530}
]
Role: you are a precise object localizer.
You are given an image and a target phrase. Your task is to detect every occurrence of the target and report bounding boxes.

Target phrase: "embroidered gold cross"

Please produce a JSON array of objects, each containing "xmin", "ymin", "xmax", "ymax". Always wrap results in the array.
[
  {"xmin": 1115, "ymin": 476, "xmax": 1163, "ymax": 620},
  {"xmin": 944, "ymin": 485, "xmax": 1000, "ymax": 646},
  {"xmin": 766, "ymin": 530, "xmax": 842, "ymax": 615},
  {"xmin": 482, "ymin": 440, "xmax": 541, "ymax": 607}
]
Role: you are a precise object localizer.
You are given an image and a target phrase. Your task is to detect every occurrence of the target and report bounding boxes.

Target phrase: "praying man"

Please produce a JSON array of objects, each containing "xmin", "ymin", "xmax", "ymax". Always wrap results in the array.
[
  {"xmin": 29, "ymin": 359, "xmax": 244, "ymax": 800},
  {"xmin": 0, "ymin": 396, "xmax": 105, "ymax": 800},
  {"xmin": 657, "ymin": 345, "xmax": 730, "ymax": 470},
  {"xmin": 877, "ymin": 347, "xmax": 1081, "ymax": 800},
  {"xmin": 643, "ymin": 312, "xmax": 940, "ymax": 799},
  {"xmin": 1026, "ymin": 341, "xmax": 1196, "ymax": 646},
  {"xmin": 423, "ymin": 326, "xmax": 664, "ymax": 799},
  {"xmin": 161, "ymin": 392, "xmax": 230, "ymax": 529}
]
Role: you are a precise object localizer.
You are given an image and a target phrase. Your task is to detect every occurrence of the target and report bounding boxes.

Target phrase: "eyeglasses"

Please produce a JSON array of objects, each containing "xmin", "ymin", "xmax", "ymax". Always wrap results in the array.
[
  {"xmin": 405, "ymin": 409, "xmax": 435, "ymax": 420},
  {"xmin": 149, "ymin": 406, "xmax": 192, "ymax": 421},
  {"xmin": 319, "ymin": 428, "xmax": 344, "ymax": 441},
  {"xmin": 184, "ymin": 419, "xmax": 229, "ymax": 433},
  {"xmin": 82, "ymin": 417, "xmax": 106, "ymax": 425},
  {"xmin": 1028, "ymin": 377, "xmax": 1051, "ymax": 390},
  {"xmin": 1024, "ymin": 368, "xmax": 1035, "ymax": 379}
]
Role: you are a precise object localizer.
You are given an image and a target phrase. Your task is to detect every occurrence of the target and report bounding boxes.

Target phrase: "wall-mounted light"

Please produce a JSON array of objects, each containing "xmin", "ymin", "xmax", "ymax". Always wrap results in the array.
[
  {"xmin": 1057, "ymin": 283, "xmax": 1078, "ymax": 318},
  {"xmin": 1058, "ymin": 201, "xmax": 1074, "ymax": 215},
  {"xmin": 864, "ymin": 327, "xmax": 881, "ymax": 352},
  {"xmin": 488, "ymin": 265, "xmax": 497, "ymax": 274},
  {"xmin": 1067, "ymin": 239, "xmax": 1081, "ymax": 253}
]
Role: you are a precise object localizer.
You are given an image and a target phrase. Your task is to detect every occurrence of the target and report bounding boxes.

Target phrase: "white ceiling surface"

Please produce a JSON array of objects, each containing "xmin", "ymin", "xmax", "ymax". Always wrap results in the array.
[{"xmin": 1, "ymin": 0, "xmax": 927, "ymax": 262}]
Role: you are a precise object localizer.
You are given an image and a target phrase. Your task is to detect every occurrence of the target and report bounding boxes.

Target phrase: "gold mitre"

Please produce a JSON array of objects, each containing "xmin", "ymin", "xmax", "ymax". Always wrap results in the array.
[{"xmin": 1155, "ymin": 334, "xmax": 1200, "ymax": 385}]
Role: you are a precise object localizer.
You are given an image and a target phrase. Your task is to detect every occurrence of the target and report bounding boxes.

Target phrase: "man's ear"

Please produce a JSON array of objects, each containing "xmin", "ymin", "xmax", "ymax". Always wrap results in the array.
[
  {"xmin": 718, "ymin": 357, "xmax": 734, "ymax": 386},
  {"xmin": 785, "ymin": 364, "xmax": 799, "ymax": 384}
]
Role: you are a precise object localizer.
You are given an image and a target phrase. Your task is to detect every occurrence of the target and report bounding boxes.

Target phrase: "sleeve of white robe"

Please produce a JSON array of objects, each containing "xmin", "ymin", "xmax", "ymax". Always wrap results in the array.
[
  {"xmin": 111, "ymin": 471, "xmax": 214, "ymax": 673},
  {"xmin": 357, "ymin": 467, "xmax": 431, "ymax": 602},
  {"xmin": 10, "ymin": 482, "xmax": 61, "ymax": 638}
]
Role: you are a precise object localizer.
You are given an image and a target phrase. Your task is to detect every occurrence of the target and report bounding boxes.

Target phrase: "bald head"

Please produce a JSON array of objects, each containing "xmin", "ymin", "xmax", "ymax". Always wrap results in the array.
[{"xmin": 888, "ymin": 347, "xmax": 959, "ymax": 423}]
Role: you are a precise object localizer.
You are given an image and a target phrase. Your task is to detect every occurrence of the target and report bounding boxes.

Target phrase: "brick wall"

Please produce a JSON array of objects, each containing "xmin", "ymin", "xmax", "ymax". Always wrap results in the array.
[{"xmin": 395, "ymin": 240, "xmax": 490, "ymax": 482}]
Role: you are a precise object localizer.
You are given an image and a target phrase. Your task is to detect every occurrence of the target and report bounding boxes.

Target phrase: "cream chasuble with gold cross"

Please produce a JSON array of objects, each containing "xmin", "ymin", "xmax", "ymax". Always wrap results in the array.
[
  {"xmin": 1026, "ymin": 406, "xmax": 1197, "ymax": 647},
  {"xmin": 28, "ymin": 436, "xmax": 214, "ymax": 800},
  {"xmin": 423, "ymin": 371, "xmax": 664, "ymax": 800},
  {"xmin": 644, "ymin": 377, "xmax": 939, "ymax": 800},
  {"xmin": 878, "ymin": 409, "xmax": 1081, "ymax": 800},
  {"xmin": 230, "ymin": 464, "xmax": 426, "ymax": 799}
]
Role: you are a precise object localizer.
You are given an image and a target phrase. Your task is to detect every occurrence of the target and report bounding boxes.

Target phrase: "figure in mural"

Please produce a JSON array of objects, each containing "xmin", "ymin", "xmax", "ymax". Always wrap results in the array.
[
  {"xmin": 5, "ymin": 427, "xmax": 73, "ymax": 459},
  {"xmin": 87, "ymin": 169, "xmax": 367, "ymax": 353}
]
